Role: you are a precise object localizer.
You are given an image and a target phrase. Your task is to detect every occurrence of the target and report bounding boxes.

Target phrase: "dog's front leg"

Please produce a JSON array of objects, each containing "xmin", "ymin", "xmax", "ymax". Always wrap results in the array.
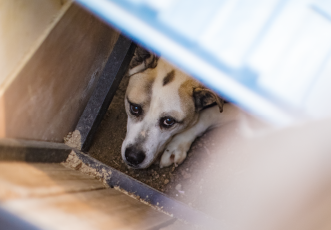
[{"xmin": 159, "ymin": 105, "xmax": 229, "ymax": 167}]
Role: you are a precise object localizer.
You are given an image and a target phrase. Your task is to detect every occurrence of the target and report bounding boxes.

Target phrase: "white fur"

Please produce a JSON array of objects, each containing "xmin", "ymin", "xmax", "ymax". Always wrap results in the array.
[{"xmin": 122, "ymin": 59, "xmax": 193, "ymax": 168}]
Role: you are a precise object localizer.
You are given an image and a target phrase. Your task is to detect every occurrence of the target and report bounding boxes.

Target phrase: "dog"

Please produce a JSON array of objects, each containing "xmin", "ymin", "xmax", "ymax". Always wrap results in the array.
[{"xmin": 121, "ymin": 46, "xmax": 241, "ymax": 169}]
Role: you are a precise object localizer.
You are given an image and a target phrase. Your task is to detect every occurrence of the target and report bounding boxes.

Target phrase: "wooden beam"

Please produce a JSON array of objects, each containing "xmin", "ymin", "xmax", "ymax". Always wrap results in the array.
[
  {"xmin": 0, "ymin": 139, "xmax": 71, "ymax": 163},
  {"xmin": 67, "ymin": 35, "xmax": 136, "ymax": 151},
  {"xmin": 0, "ymin": 162, "xmax": 106, "ymax": 200}
]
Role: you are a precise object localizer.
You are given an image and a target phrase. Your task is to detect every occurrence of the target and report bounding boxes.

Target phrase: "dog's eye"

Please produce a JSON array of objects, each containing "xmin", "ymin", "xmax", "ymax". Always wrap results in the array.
[
  {"xmin": 160, "ymin": 117, "xmax": 176, "ymax": 128},
  {"xmin": 130, "ymin": 104, "xmax": 142, "ymax": 116}
]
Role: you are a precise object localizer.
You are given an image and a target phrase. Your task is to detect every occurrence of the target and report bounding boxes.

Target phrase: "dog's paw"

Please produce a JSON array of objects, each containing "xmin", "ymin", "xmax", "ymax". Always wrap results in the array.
[{"xmin": 160, "ymin": 139, "xmax": 191, "ymax": 168}]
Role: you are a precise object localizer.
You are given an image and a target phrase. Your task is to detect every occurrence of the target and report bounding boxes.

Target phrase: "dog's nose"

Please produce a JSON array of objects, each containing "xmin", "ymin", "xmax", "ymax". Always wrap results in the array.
[{"xmin": 125, "ymin": 146, "xmax": 146, "ymax": 166}]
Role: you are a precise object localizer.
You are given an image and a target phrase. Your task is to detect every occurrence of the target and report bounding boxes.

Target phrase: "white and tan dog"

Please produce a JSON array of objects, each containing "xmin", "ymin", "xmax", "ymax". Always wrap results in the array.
[{"xmin": 121, "ymin": 47, "xmax": 240, "ymax": 169}]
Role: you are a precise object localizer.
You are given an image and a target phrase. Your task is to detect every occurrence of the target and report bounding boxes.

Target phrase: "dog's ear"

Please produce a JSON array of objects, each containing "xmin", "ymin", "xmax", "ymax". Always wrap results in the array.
[
  {"xmin": 128, "ymin": 46, "xmax": 158, "ymax": 76},
  {"xmin": 193, "ymin": 88, "xmax": 224, "ymax": 113}
]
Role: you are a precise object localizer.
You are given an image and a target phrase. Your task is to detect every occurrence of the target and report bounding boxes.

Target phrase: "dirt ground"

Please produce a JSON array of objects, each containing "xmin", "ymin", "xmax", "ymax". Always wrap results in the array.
[{"xmin": 87, "ymin": 73, "xmax": 255, "ymax": 215}]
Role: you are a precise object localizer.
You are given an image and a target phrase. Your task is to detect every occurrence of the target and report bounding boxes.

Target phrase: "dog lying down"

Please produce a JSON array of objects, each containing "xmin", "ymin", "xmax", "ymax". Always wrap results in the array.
[{"xmin": 121, "ymin": 46, "xmax": 242, "ymax": 169}]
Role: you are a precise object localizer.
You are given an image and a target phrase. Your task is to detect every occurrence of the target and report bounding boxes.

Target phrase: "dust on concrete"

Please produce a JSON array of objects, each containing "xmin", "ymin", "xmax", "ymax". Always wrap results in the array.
[
  {"xmin": 64, "ymin": 130, "xmax": 82, "ymax": 150},
  {"xmin": 62, "ymin": 150, "xmax": 111, "ymax": 187}
]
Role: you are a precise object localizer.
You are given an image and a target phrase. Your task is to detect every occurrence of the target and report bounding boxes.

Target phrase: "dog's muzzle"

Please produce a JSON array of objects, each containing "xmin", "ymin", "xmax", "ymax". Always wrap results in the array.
[{"xmin": 125, "ymin": 145, "xmax": 146, "ymax": 167}]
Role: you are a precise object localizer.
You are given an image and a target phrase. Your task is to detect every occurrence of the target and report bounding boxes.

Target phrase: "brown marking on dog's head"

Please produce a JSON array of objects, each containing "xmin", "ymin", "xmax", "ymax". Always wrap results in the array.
[
  {"xmin": 177, "ymin": 78, "xmax": 201, "ymax": 126},
  {"xmin": 163, "ymin": 70, "xmax": 175, "ymax": 86}
]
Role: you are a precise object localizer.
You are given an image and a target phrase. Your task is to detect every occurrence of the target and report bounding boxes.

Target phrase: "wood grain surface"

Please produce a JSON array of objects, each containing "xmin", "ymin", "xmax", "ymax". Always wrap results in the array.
[
  {"xmin": 0, "ymin": 3, "xmax": 120, "ymax": 142},
  {"xmin": 0, "ymin": 162, "xmax": 174, "ymax": 230}
]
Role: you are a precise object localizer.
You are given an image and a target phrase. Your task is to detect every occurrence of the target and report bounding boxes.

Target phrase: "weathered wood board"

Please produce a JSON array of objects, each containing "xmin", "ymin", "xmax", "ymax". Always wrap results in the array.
[
  {"xmin": 0, "ymin": 0, "xmax": 71, "ymax": 86},
  {"xmin": 0, "ymin": 162, "xmax": 174, "ymax": 230},
  {"xmin": 0, "ymin": 2, "xmax": 120, "ymax": 142},
  {"xmin": 0, "ymin": 163, "xmax": 105, "ymax": 200},
  {"xmin": 3, "ymin": 189, "xmax": 173, "ymax": 230},
  {"xmin": 0, "ymin": 138, "xmax": 71, "ymax": 163}
]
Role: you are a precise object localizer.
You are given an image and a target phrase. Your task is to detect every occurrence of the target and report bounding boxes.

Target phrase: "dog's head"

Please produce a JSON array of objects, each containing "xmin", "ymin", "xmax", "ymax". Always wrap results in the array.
[{"xmin": 121, "ymin": 46, "xmax": 224, "ymax": 169}]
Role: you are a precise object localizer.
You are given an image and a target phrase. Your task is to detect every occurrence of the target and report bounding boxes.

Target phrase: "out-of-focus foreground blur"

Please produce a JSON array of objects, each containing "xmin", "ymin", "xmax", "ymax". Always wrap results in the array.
[{"xmin": 186, "ymin": 114, "xmax": 331, "ymax": 230}]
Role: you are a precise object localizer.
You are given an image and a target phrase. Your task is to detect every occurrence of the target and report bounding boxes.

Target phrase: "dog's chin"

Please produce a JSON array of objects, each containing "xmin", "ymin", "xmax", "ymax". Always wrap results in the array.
[
  {"xmin": 124, "ymin": 160, "xmax": 153, "ymax": 169},
  {"xmin": 126, "ymin": 163, "xmax": 141, "ymax": 169},
  {"xmin": 122, "ymin": 155, "xmax": 160, "ymax": 169}
]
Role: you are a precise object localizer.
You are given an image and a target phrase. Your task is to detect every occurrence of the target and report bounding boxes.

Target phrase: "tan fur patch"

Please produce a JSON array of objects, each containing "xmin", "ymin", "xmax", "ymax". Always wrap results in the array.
[
  {"xmin": 178, "ymin": 78, "xmax": 201, "ymax": 125},
  {"xmin": 126, "ymin": 68, "xmax": 156, "ymax": 106}
]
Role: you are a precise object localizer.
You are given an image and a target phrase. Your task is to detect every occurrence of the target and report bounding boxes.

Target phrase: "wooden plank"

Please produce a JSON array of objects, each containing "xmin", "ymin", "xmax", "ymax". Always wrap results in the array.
[
  {"xmin": 2, "ymin": 189, "xmax": 174, "ymax": 230},
  {"xmin": 0, "ymin": 0, "xmax": 71, "ymax": 87},
  {"xmin": 67, "ymin": 36, "xmax": 136, "ymax": 151},
  {"xmin": 0, "ymin": 139, "xmax": 71, "ymax": 163},
  {"xmin": 0, "ymin": 3, "xmax": 120, "ymax": 142},
  {"xmin": 0, "ymin": 163, "xmax": 106, "ymax": 200}
]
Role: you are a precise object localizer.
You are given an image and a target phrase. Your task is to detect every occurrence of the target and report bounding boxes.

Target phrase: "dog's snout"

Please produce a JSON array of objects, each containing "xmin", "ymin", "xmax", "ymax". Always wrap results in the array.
[{"xmin": 125, "ymin": 146, "xmax": 146, "ymax": 166}]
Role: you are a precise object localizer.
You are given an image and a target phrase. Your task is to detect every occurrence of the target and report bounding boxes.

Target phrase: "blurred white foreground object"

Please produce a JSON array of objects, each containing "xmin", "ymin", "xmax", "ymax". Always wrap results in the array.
[{"xmin": 76, "ymin": 0, "xmax": 331, "ymax": 125}]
